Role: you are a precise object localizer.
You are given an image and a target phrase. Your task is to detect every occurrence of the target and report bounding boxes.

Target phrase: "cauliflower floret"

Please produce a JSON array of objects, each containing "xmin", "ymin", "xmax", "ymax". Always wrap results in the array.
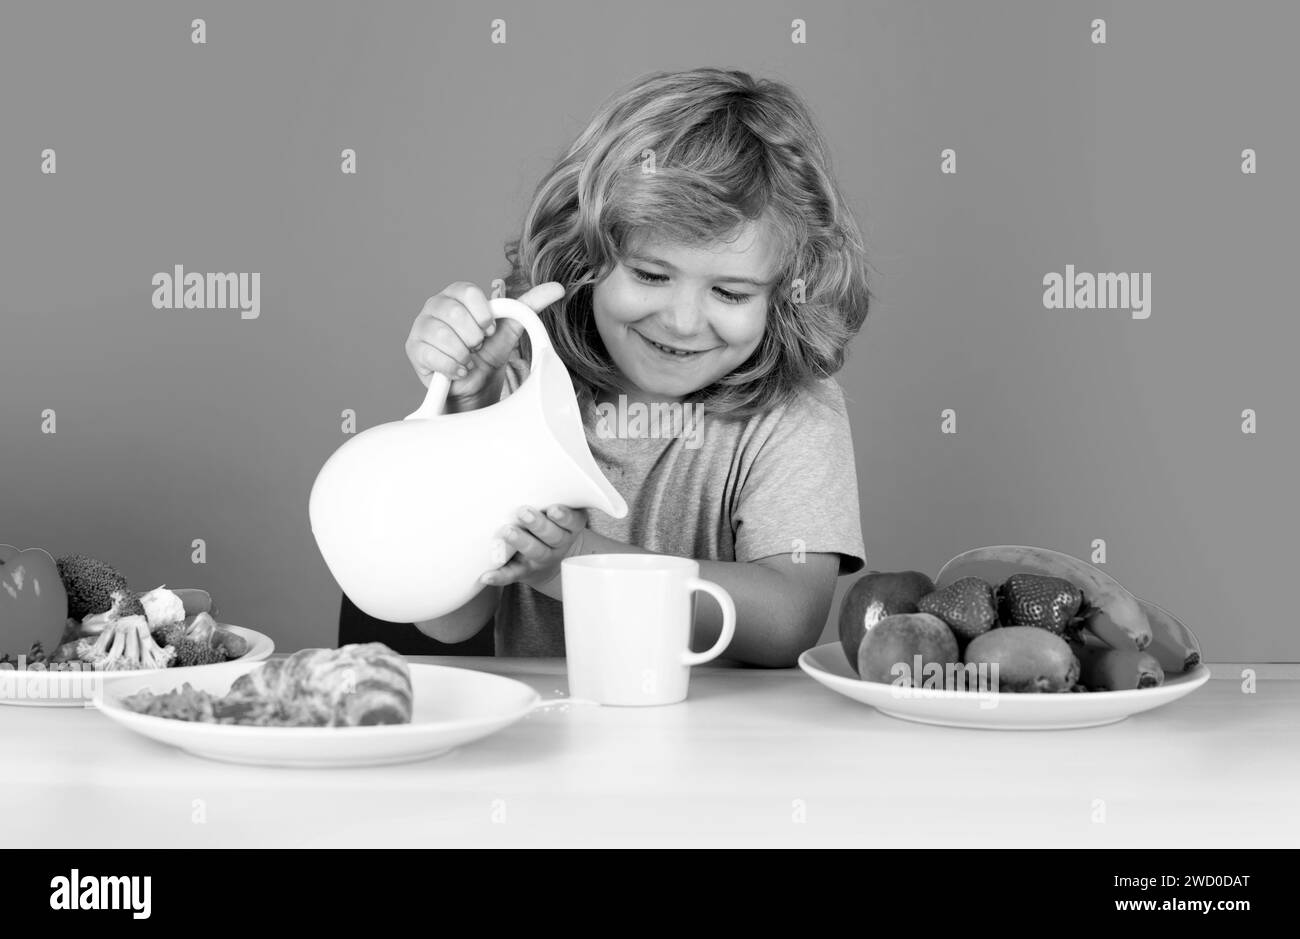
[{"xmin": 138, "ymin": 586, "xmax": 186, "ymax": 630}]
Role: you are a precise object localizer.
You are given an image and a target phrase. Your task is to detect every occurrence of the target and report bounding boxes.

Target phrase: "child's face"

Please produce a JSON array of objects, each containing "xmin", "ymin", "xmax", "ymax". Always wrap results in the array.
[{"xmin": 591, "ymin": 221, "xmax": 778, "ymax": 403}]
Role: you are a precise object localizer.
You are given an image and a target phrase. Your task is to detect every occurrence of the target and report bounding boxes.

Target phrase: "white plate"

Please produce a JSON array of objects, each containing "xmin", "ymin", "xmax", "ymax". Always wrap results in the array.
[
  {"xmin": 95, "ymin": 661, "xmax": 542, "ymax": 767},
  {"xmin": 798, "ymin": 642, "xmax": 1210, "ymax": 730},
  {"xmin": 0, "ymin": 625, "xmax": 274, "ymax": 709}
]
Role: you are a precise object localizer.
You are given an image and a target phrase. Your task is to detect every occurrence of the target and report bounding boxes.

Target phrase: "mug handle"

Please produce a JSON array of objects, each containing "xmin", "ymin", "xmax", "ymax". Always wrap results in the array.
[
  {"xmin": 405, "ymin": 297, "xmax": 556, "ymax": 420},
  {"xmin": 680, "ymin": 577, "xmax": 737, "ymax": 666}
]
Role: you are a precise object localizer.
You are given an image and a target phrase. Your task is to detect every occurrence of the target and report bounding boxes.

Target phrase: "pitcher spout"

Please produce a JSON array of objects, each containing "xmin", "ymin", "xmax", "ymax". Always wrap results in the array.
[
  {"xmin": 530, "ymin": 356, "xmax": 628, "ymax": 520},
  {"xmin": 552, "ymin": 416, "xmax": 627, "ymax": 519},
  {"xmin": 587, "ymin": 470, "xmax": 628, "ymax": 519}
]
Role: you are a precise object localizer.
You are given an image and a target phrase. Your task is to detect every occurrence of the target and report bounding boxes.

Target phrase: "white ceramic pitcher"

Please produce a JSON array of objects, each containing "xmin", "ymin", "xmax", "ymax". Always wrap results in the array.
[{"xmin": 309, "ymin": 297, "xmax": 629, "ymax": 623}]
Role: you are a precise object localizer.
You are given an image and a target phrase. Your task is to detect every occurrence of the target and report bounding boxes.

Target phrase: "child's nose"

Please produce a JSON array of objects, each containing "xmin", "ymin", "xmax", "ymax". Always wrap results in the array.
[{"xmin": 660, "ymin": 300, "xmax": 707, "ymax": 338}]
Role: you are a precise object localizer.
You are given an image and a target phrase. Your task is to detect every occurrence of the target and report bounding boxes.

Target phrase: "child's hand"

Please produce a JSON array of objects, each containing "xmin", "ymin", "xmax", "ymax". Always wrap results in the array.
[
  {"xmin": 480, "ymin": 505, "xmax": 588, "ymax": 590},
  {"xmin": 405, "ymin": 281, "xmax": 566, "ymax": 412}
]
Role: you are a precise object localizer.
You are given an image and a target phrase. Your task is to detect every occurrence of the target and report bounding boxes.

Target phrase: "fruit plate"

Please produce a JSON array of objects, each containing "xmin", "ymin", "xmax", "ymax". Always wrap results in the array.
[
  {"xmin": 798, "ymin": 643, "xmax": 1210, "ymax": 730},
  {"xmin": 95, "ymin": 662, "xmax": 542, "ymax": 768},
  {"xmin": 0, "ymin": 625, "xmax": 274, "ymax": 709}
]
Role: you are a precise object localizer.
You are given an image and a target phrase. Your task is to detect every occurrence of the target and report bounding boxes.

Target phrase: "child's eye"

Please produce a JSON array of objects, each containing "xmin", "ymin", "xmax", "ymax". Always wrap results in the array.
[
  {"xmin": 714, "ymin": 288, "xmax": 751, "ymax": 305},
  {"xmin": 631, "ymin": 268, "xmax": 751, "ymax": 304}
]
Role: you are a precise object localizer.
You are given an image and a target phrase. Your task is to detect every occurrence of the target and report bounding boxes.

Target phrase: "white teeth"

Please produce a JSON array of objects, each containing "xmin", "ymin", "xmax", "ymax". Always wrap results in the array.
[{"xmin": 646, "ymin": 336, "xmax": 695, "ymax": 356}]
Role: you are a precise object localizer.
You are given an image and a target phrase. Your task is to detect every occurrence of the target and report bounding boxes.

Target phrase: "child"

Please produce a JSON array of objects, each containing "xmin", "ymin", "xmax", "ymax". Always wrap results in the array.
[{"xmin": 405, "ymin": 68, "xmax": 869, "ymax": 667}]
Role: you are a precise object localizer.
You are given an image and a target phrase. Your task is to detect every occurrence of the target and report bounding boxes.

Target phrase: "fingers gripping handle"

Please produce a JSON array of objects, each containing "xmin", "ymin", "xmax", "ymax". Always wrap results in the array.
[
  {"xmin": 680, "ymin": 577, "xmax": 737, "ymax": 667},
  {"xmin": 406, "ymin": 297, "xmax": 554, "ymax": 420}
]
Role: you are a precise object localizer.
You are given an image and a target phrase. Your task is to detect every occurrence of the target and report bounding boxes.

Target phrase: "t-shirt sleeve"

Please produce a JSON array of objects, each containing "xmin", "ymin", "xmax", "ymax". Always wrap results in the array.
[{"xmin": 732, "ymin": 378, "xmax": 867, "ymax": 576}]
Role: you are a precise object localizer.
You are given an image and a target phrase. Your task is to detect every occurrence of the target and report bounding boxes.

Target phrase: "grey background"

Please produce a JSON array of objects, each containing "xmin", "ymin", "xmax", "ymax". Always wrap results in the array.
[{"xmin": 1, "ymin": 1, "xmax": 1295, "ymax": 661}]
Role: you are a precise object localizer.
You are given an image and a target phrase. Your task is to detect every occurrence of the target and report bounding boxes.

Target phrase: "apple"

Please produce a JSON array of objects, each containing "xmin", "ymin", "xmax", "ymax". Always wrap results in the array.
[{"xmin": 837, "ymin": 570, "xmax": 936, "ymax": 674}]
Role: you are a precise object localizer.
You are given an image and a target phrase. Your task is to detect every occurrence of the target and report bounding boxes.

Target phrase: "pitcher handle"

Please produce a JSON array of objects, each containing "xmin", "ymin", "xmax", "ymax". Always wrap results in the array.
[{"xmin": 405, "ymin": 297, "xmax": 556, "ymax": 420}]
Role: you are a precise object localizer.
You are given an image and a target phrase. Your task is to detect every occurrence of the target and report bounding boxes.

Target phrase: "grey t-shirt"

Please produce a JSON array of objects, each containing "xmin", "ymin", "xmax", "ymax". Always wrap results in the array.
[{"xmin": 493, "ymin": 355, "xmax": 867, "ymax": 656}]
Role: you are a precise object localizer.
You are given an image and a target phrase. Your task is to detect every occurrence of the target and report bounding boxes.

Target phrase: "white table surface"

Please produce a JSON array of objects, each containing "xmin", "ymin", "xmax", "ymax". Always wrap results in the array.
[{"xmin": 4, "ymin": 655, "xmax": 1297, "ymax": 848}]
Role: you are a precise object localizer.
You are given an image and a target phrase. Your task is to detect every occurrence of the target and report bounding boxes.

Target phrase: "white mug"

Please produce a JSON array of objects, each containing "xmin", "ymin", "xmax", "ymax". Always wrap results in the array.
[{"xmin": 560, "ymin": 554, "xmax": 737, "ymax": 706}]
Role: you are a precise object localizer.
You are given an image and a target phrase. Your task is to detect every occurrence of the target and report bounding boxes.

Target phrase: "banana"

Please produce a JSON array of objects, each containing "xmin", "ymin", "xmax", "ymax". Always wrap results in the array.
[
  {"xmin": 1082, "ymin": 608, "xmax": 1149, "ymax": 654},
  {"xmin": 1136, "ymin": 598, "xmax": 1201, "ymax": 674},
  {"xmin": 937, "ymin": 545, "xmax": 1152, "ymax": 651},
  {"xmin": 1069, "ymin": 640, "xmax": 1164, "ymax": 690}
]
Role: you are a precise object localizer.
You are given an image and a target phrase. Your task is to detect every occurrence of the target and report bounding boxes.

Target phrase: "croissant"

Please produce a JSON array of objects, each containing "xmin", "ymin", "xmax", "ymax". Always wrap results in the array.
[{"xmin": 222, "ymin": 643, "xmax": 412, "ymax": 726}]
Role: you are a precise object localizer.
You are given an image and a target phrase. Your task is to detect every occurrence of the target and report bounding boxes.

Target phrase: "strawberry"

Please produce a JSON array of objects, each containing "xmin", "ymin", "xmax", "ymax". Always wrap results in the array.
[
  {"xmin": 996, "ymin": 573, "xmax": 1084, "ymax": 635},
  {"xmin": 917, "ymin": 577, "xmax": 998, "ymax": 644}
]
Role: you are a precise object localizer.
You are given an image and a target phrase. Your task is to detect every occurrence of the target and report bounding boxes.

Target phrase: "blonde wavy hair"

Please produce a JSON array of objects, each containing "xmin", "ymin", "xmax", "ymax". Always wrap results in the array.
[{"xmin": 501, "ymin": 67, "xmax": 872, "ymax": 419}]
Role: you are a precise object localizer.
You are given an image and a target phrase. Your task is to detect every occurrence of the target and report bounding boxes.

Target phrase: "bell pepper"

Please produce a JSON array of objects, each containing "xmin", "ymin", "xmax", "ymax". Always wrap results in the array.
[{"xmin": 0, "ymin": 544, "xmax": 69, "ymax": 660}]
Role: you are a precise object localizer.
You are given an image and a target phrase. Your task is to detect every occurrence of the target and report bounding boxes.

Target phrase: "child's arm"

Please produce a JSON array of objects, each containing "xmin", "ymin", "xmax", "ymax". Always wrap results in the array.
[
  {"xmin": 531, "ymin": 531, "xmax": 840, "ymax": 668},
  {"xmin": 413, "ymin": 585, "xmax": 502, "ymax": 644}
]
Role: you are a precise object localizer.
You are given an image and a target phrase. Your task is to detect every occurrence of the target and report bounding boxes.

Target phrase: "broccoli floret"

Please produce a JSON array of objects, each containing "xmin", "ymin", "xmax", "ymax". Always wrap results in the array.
[
  {"xmin": 152, "ymin": 613, "xmax": 233, "ymax": 667},
  {"xmin": 153, "ymin": 621, "xmax": 188, "ymax": 649},
  {"xmin": 74, "ymin": 614, "xmax": 176, "ymax": 671},
  {"xmin": 5, "ymin": 640, "xmax": 89, "ymax": 667},
  {"xmin": 79, "ymin": 591, "xmax": 145, "ymax": 637},
  {"xmin": 171, "ymin": 639, "xmax": 228, "ymax": 668},
  {"xmin": 114, "ymin": 590, "xmax": 145, "ymax": 618},
  {"xmin": 56, "ymin": 554, "xmax": 131, "ymax": 621}
]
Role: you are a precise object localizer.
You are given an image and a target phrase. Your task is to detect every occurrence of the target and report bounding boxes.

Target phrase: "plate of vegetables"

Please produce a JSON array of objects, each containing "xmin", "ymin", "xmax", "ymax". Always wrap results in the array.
[{"xmin": 0, "ymin": 548, "xmax": 273, "ymax": 708}]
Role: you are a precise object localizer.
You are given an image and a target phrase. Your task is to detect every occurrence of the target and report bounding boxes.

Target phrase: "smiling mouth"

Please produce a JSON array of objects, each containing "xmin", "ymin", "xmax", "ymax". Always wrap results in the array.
[{"xmin": 634, "ymin": 330, "xmax": 712, "ymax": 358}]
